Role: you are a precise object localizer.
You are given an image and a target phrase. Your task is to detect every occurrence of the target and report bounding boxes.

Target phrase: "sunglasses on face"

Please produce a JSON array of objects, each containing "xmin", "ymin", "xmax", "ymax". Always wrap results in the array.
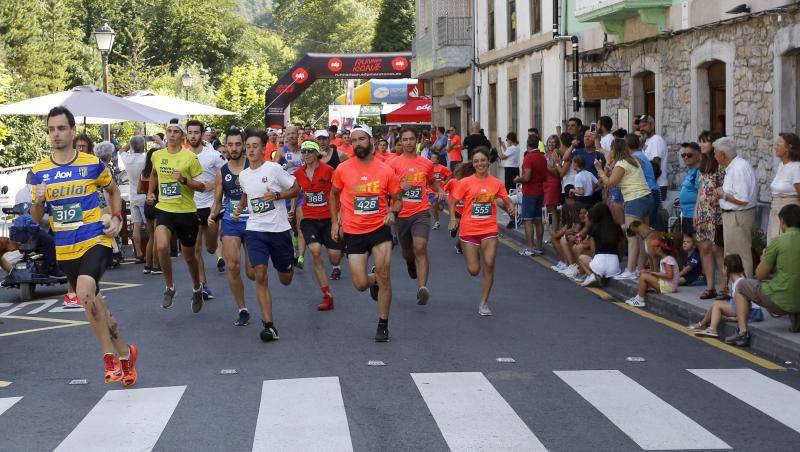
[
  {"xmin": 681, "ymin": 153, "xmax": 696, "ymax": 158},
  {"xmin": 300, "ymin": 149, "xmax": 317, "ymax": 154}
]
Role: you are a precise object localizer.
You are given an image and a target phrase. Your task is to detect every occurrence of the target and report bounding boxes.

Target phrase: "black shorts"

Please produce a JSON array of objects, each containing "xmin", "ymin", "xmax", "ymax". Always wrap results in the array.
[
  {"xmin": 343, "ymin": 225, "xmax": 393, "ymax": 255},
  {"xmin": 300, "ymin": 218, "xmax": 342, "ymax": 250},
  {"xmin": 144, "ymin": 203, "xmax": 158, "ymax": 220},
  {"xmin": 59, "ymin": 245, "xmax": 112, "ymax": 294},
  {"xmin": 155, "ymin": 208, "xmax": 199, "ymax": 247},
  {"xmin": 197, "ymin": 208, "xmax": 211, "ymax": 228}
]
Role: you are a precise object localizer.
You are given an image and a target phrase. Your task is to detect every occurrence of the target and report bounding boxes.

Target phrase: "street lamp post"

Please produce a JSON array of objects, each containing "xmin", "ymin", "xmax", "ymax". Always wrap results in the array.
[
  {"xmin": 93, "ymin": 22, "xmax": 116, "ymax": 140},
  {"xmin": 181, "ymin": 73, "xmax": 193, "ymax": 100}
]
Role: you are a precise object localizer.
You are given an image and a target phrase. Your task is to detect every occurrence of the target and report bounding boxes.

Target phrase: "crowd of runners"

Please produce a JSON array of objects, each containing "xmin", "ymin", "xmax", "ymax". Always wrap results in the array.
[{"xmin": 26, "ymin": 107, "xmax": 514, "ymax": 388}]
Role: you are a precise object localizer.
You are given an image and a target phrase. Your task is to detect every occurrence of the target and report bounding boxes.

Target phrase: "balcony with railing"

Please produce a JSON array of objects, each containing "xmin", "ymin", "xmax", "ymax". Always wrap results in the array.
[
  {"xmin": 575, "ymin": 0, "xmax": 673, "ymax": 41},
  {"xmin": 412, "ymin": 0, "xmax": 473, "ymax": 79}
]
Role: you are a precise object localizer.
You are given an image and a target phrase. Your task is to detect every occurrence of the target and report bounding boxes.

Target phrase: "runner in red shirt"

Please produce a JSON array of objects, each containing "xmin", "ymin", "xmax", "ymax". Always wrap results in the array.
[
  {"xmin": 428, "ymin": 152, "xmax": 451, "ymax": 230},
  {"xmin": 338, "ymin": 133, "xmax": 355, "ymax": 159},
  {"xmin": 295, "ymin": 140, "xmax": 342, "ymax": 311},
  {"xmin": 388, "ymin": 128, "xmax": 445, "ymax": 305},
  {"xmin": 331, "ymin": 125, "xmax": 402, "ymax": 342},
  {"xmin": 448, "ymin": 147, "xmax": 514, "ymax": 317}
]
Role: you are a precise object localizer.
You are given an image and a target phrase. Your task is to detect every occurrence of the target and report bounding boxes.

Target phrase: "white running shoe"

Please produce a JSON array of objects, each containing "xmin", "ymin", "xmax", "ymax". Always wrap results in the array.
[
  {"xmin": 625, "ymin": 295, "xmax": 646, "ymax": 307},
  {"xmin": 478, "ymin": 302, "xmax": 493, "ymax": 316},
  {"xmin": 518, "ymin": 248, "xmax": 534, "ymax": 257},
  {"xmin": 562, "ymin": 264, "xmax": 579, "ymax": 278},
  {"xmin": 581, "ymin": 273, "xmax": 599, "ymax": 287},
  {"xmin": 551, "ymin": 261, "xmax": 567, "ymax": 272},
  {"xmin": 531, "ymin": 248, "xmax": 544, "ymax": 256},
  {"xmin": 614, "ymin": 270, "xmax": 638, "ymax": 280},
  {"xmin": 432, "ymin": 221, "xmax": 440, "ymax": 230}
]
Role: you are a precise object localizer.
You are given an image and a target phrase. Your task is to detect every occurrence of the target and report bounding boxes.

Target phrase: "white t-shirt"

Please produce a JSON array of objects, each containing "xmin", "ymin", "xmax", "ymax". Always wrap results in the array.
[
  {"xmin": 573, "ymin": 170, "xmax": 597, "ymax": 197},
  {"xmin": 770, "ymin": 161, "xmax": 800, "ymax": 197},
  {"xmin": 119, "ymin": 151, "xmax": 147, "ymax": 206},
  {"xmin": 238, "ymin": 161, "xmax": 295, "ymax": 233},
  {"xmin": 644, "ymin": 134, "xmax": 668, "ymax": 187},
  {"xmin": 599, "ymin": 133, "xmax": 614, "ymax": 152},
  {"xmin": 501, "ymin": 145, "xmax": 521, "ymax": 168},
  {"xmin": 193, "ymin": 145, "xmax": 227, "ymax": 209},
  {"xmin": 561, "ymin": 165, "xmax": 576, "ymax": 192}
]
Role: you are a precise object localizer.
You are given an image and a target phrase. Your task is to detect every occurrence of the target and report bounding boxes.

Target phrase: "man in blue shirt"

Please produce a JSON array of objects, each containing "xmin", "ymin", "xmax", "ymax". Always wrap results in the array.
[
  {"xmin": 431, "ymin": 126, "xmax": 449, "ymax": 165},
  {"xmin": 571, "ymin": 129, "xmax": 606, "ymax": 203},
  {"xmin": 678, "ymin": 142, "xmax": 701, "ymax": 234}
]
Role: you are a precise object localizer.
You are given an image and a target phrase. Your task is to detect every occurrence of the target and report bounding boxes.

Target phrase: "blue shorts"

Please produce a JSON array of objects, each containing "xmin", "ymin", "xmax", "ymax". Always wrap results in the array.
[
  {"xmin": 609, "ymin": 188, "xmax": 624, "ymax": 204},
  {"xmin": 624, "ymin": 194, "xmax": 653, "ymax": 219},
  {"xmin": 520, "ymin": 194, "xmax": 544, "ymax": 220},
  {"xmin": 220, "ymin": 218, "xmax": 247, "ymax": 239},
  {"xmin": 244, "ymin": 229, "xmax": 295, "ymax": 272}
]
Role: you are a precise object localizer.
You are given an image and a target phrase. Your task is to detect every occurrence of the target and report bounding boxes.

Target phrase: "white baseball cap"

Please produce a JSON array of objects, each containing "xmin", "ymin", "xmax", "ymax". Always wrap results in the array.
[{"xmin": 314, "ymin": 130, "xmax": 329, "ymax": 138}]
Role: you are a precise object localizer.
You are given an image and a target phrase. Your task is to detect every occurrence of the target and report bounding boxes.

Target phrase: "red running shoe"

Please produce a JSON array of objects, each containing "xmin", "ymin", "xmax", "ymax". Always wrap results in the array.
[
  {"xmin": 63, "ymin": 293, "xmax": 81, "ymax": 308},
  {"xmin": 120, "ymin": 344, "xmax": 138, "ymax": 387},
  {"xmin": 103, "ymin": 353, "xmax": 121, "ymax": 383},
  {"xmin": 317, "ymin": 295, "xmax": 334, "ymax": 311}
]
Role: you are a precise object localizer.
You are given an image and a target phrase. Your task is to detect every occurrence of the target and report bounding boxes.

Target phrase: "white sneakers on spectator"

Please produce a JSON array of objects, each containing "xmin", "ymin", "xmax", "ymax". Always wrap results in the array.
[
  {"xmin": 551, "ymin": 261, "xmax": 567, "ymax": 272},
  {"xmin": 518, "ymin": 248, "xmax": 543, "ymax": 257},
  {"xmin": 614, "ymin": 269, "xmax": 638, "ymax": 280},
  {"xmin": 625, "ymin": 295, "xmax": 646, "ymax": 307},
  {"xmin": 561, "ymin": 264, "xmax": 580, "ymax": 279},
  {"xmin": 581, "ymin": 273, "xmax": 599, "ymax": 287}
]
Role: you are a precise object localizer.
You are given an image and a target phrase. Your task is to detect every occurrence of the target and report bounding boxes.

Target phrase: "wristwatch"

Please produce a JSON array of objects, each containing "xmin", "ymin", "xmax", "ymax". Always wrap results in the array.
[{"xmin": 274, "ymin": 191, "xmax": 281, "ymax": 200}]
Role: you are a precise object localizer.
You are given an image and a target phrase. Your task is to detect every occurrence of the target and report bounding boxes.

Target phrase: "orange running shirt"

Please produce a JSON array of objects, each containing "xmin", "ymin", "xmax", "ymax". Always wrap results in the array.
[
  {"xmin": 388, "ymin": 154, "xmax": 434, "ymax": 218},
  {"xmin": 442, "ymin": 178, "xmax": 464, "ymax": 215},
  {"xmin": 429, "ymin": 164, "xmax": 452, "ymax": 195},
  {"xmin": 449, "ymin": 134, "xmax": 463, "ymax": 163},
  {"xmin": 332, "ymin": 157, "xmax": 401, "ymax": 234},
  {"xmin": 295, "ymin": 163, "xmax": 335, "ymax": 220},
  {"xmin": 450, "ymin": 174, "xmax": 509, "ymax": 236},
  {"xmin": 265, "ymin": 142, "xmax": 278, "ymax": 156},
  {"xmin": 339, "ymin": 145, "xmax": 355, "ymax": 159}
]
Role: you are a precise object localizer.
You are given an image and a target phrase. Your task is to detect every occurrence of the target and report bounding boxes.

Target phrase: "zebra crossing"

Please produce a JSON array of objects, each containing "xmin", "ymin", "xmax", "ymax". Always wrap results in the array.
[{"xmin": 2, "ymin": 368, "xmax": 799, "ymax": 451}]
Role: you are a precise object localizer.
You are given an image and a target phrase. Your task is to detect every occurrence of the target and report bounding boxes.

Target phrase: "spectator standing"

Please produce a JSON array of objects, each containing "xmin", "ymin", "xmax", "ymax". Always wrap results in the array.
[
  {"xmin": 678, "ymin": 142, "xmax": 702, "ymax": 234},
  {"xmin": 557, "ymin": 132, "xmax": 576, "ymax": 194},
  {"xmin": 767, "ymin": 132, "xmax": 800, "ymax": 242},
  {"xmin": 572, "ymin": 129, "xmax": 606, "ymax": 179},
  {"xmin": 714, "ymin": 137, "xmax": 758, "ymax": 279},
  {"xmin": 566, "ymin": 117, "xmax": 583, "ymax": 137},
  {"xmin": 514, "ymin": 135, "xmax": 547, "ymax": 255},
  {"xmin": 597, "ymin": 116, "xmax": 614, "ymax": 152},
  {"xmin": 447, "ymin": 126, "xmax": 463, "ymax": 171},
  {"xmin": 543, "ymin": 134, "xmax": 563, "ymax": 227},
  {"xmin": 724, "ymin": 204, "xmax": 800, "ymax": 346},
  {"xmin": 498, "ymin": 132, "xmax": 521, "ymax": 191},
  {"xmin": 694, "ymin": 131, "xmax": 727, "ymax": 300},
  {"xmin": 431, "ymin": 126, "xmax": 449, "ymax": 165},
  {"xmin": 463, "ymin": 122, "xmax": 491, "ymax": 156},
  {"xmin": 571, "ymin": 155, "xmax": 598, "ymax": 210},
  {"xmin": 119, "ymin": 136, "xmax": 148, "ymax": 262},
  {"xmin": 639, "ymin": 115, "xmax": 669, "ymax": 200}
]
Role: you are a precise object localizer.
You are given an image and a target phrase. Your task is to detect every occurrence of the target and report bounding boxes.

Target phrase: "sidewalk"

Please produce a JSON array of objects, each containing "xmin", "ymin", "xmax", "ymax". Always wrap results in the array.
[{"xmin": 494, "ymin": 210, "xmax": 800, "ymax": 367}]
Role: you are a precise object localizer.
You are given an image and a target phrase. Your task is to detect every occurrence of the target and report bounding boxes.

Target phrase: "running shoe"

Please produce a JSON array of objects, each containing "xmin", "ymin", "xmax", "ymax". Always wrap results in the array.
[
  {"xmin": 417, "ymin": 286, "xmax": 430, "ymax": 306},
  {"xmin": 142, "ymin": 266, "xmax": 152, "ymax": 274},
  {"xmin": 694, "ymin": 328, "xmax": 719, "ymax": 338},
  {"xmin": 119, "ymin": 344, "xmax": 138, "ymax": 387},
  {"xmin": 454, "ymin": 243, "xmax": 463, "ymax": 254},
  {"xmin": 330, "ymin": 267, "xmax": 342, "ymax": 280},
  {"xmin": 235, "ymin": 309, "xmax": 250, "ymax": 326},
  {"xmin": 150, "ymin": 267, "xmax": 163, "ymax": 275},
  {"xmin": 478, "ymin": 302, "xmax": 493, "ymax": 316},
  {"xmin": 191, "ymin": 289, "xmax": 204, "ymax": 313},
  {"xmin": 624, "ymin": 295, "xmax": 646, "ymax": 307},
  {"xmin": 260, "ymin": 322, "xmax": 279, "ymax": 342},
  {"xmin": 369, "ymin": 266, "xmax": 379, "ymax": 302},
  {"xmin": 217, "ymin": 257, "xmax": 226, "ymax": 272},
  {"xmin": 103, "ymin": 353, "xmax": 122, "ymax": 384},
  {"xmin": 317, "ymin": 294, "xmax": 334, "ymax": 311},
  {"xmin": 134, "ymin": 256, "xmax": 146, "ymax": 264},
  {"xmin": 201, "ymin": 283, "xmax": 214, "ymax": 300},
  {"xmin": 432, "ymin": 221, "xmax": 440, "ymax": 230},
  {"xmin": 518, "ymin": 248, "xmax": 534, "ymax": 257},
  {"xmin": 581, "ymin": 273, "xmax": 599, "ymax": 287},
  {"xmin": 406, "ymin": 260, "xmax": 417, "ymax": 279},
  {"xmin": 296, "ymin": 255, "xmax": 305, "ymax": 269},
  {"xmin": 723, "ymin": 329, "xmax": 751, "ymax": 347},
  {"xmin": 561, "ymin": 264, "xmax": 579, "ymax": 279},
  {"xmin": 162, "ymin": 287, "xmax": 176, "ymax": 309},
  {"xmin": 551, "ymin": 261, "xmax": 567, "ymax": 272},
  {"xmin": 614, "ymin": 270, "xmax": 638, "ymax": 280},
  {"xmin": 63, "ymin": 293, "xmax": 81, "ymax": 308},
  {"xmin": 531, "ymin": 248, "xmax": 544, "ymax": 256},
  {"xmin": 375, "ymin": 322, "xmax": 389, "ymax": 342}
]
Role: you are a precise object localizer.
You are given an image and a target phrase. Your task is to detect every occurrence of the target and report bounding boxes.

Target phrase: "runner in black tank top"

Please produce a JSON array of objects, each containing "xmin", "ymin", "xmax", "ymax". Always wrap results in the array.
[{"xmin": 323, "ymin": 144, "xmax": 341, "ymax": 169}]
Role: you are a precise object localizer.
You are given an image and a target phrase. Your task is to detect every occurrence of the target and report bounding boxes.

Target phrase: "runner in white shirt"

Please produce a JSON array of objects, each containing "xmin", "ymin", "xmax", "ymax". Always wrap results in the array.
[
  {"xmin": 233, "ymin": 129, "xmax": 300, "ymax": 342},
  {"xmin": 186, "ymin": 120, "xmax": 227, "ymax": 300}
]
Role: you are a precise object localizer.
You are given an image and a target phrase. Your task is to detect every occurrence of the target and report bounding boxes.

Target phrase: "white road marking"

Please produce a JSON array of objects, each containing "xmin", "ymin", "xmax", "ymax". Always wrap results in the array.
[
  {"xmin": 690, "ymin": 368, "xmax": 800, "ymax": 433},
  {"xmin": 54, "ymin": 386, "xmax": 186, "ymax": 452},
  {"xmin": 555, "ymin": 370, "xmax": 730, "ymax": 450},
  {"xmin": 0, "ymin": 397, "xmax": 22, "ymax": 416},
  {"xmin": 411, "ymin": 372, "xmax": 547, "ymax": 451},
  {"xmin": 253, "ymin": 376, "xmax": 353, "ymax": 452}
]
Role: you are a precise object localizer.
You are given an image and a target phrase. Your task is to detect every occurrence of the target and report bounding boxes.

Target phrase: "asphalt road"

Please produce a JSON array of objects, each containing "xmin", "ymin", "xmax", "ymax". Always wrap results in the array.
[{"xmin": 1, "ymin": 226, "xmax": 799, "ymax": 451}]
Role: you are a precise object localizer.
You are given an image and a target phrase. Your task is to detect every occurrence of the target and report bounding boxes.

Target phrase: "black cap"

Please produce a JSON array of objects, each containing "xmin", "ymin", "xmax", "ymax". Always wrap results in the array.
[{"xmin": 680, "ymin": 142, "xmax": 701, "ymax": 152}]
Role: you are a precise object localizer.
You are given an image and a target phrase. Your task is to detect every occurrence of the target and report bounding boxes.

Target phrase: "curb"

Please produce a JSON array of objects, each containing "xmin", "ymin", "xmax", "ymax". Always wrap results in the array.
[{"xmin": 498, "ymin": 228, "xmax": 800, "ymax": 368}]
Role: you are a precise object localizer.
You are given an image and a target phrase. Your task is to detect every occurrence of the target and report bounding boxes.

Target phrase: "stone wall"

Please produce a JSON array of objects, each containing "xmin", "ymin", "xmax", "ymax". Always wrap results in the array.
[{"xmin": 574, "ymin": 11, "xmax": 800, "ymax": 203}]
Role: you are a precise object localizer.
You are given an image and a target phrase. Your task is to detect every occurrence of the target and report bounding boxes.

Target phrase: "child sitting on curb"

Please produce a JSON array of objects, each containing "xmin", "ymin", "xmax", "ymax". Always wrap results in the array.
[
  {"xmin": 577, "ymin": 203, "xmax": 623, "ymax": 287},
  {"xmin": 678, "ymin": 233, "xmax": 703, "ymax": 286},
  {"xmin": 624, "ymin": 234, "xmax": 680, "ymax": 307},
  {"xmin": 688, "ymin": 254, "xmax": 763, "ymax": 338}
]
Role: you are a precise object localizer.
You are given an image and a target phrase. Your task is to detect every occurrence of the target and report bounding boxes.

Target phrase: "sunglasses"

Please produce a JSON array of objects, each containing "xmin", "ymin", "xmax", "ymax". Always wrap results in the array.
[
  {"xmin": 300, "ymin": 149, "xmax": 317, "ymax": 154},
  {"xmin": 681, "ymin": 153, "xmax": 696, "ymax": 158}
]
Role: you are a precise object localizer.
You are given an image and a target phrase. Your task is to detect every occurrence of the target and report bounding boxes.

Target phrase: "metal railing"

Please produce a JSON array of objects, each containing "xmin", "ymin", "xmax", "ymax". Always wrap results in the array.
[{"xmin": 436, "ymin": 16, "xmax": 472, "ymax": 48}]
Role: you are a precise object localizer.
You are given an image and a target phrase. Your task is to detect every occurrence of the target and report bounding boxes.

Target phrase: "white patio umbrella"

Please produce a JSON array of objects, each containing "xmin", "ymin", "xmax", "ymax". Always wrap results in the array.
[
  {"xmin": 126, "ymin": 90, "xmax": 235, "ymax": 116},
  {"xmin": 0, "ymin": 85, "xmax": 182, "ymax": 124}
]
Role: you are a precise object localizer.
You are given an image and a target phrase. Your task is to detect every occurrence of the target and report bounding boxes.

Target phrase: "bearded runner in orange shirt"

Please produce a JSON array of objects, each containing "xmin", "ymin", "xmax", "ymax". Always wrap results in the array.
[
  {"xmin": 448, "ymin": 147, "xmax": 514, "ymax": 317},
  {"xmin": 331, "ymin": 125, "xmax": 402, "ymax": 342},
  {"xmin": 388, "ymin": 128, "xmax": 445, "ymax": 305}
]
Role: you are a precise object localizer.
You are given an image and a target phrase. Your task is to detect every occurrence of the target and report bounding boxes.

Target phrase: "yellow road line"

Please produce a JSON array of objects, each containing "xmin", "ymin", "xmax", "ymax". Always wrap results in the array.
[
  {"xmin": 499, "ymin": 233, "xmax": 786, "ymax": 371},
  {"xmin": 99, "ymin": 282, "xmax": 141, "ymax": 292},
  {"xmin": 0, "ymin": 315, "xmax": 86, "ymax": 325},
  {"xmin": 0, "ymin": 322, "xmax": 88, "ymax": 337}
]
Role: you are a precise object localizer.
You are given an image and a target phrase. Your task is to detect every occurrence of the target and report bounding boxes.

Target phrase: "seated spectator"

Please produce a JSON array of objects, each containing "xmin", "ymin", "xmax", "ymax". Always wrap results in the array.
[
  {"xmin": 689, "ymin": 254, "xmax": 763, "ymax": 338},
  {"xmin": 570, "ymin": 155, "xmax": 598, "ymax": 210},
  {"xmin": 577, "ymin": 203, "xmax": 623, "ymax": 287},
  {"xmin": 678, "ymin": 233, "xmax": 703, "ymax": 286},
  {"xmin": 551, "ymin": 202, "xmax": 591, "ymax": 279},
  {"xmin": 624, "ymin": 233, "xmax": 680, "ymax": 307},
  {"xmin": 725, "ymin": 204, "xmax": 800, "ymax": 346}
]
